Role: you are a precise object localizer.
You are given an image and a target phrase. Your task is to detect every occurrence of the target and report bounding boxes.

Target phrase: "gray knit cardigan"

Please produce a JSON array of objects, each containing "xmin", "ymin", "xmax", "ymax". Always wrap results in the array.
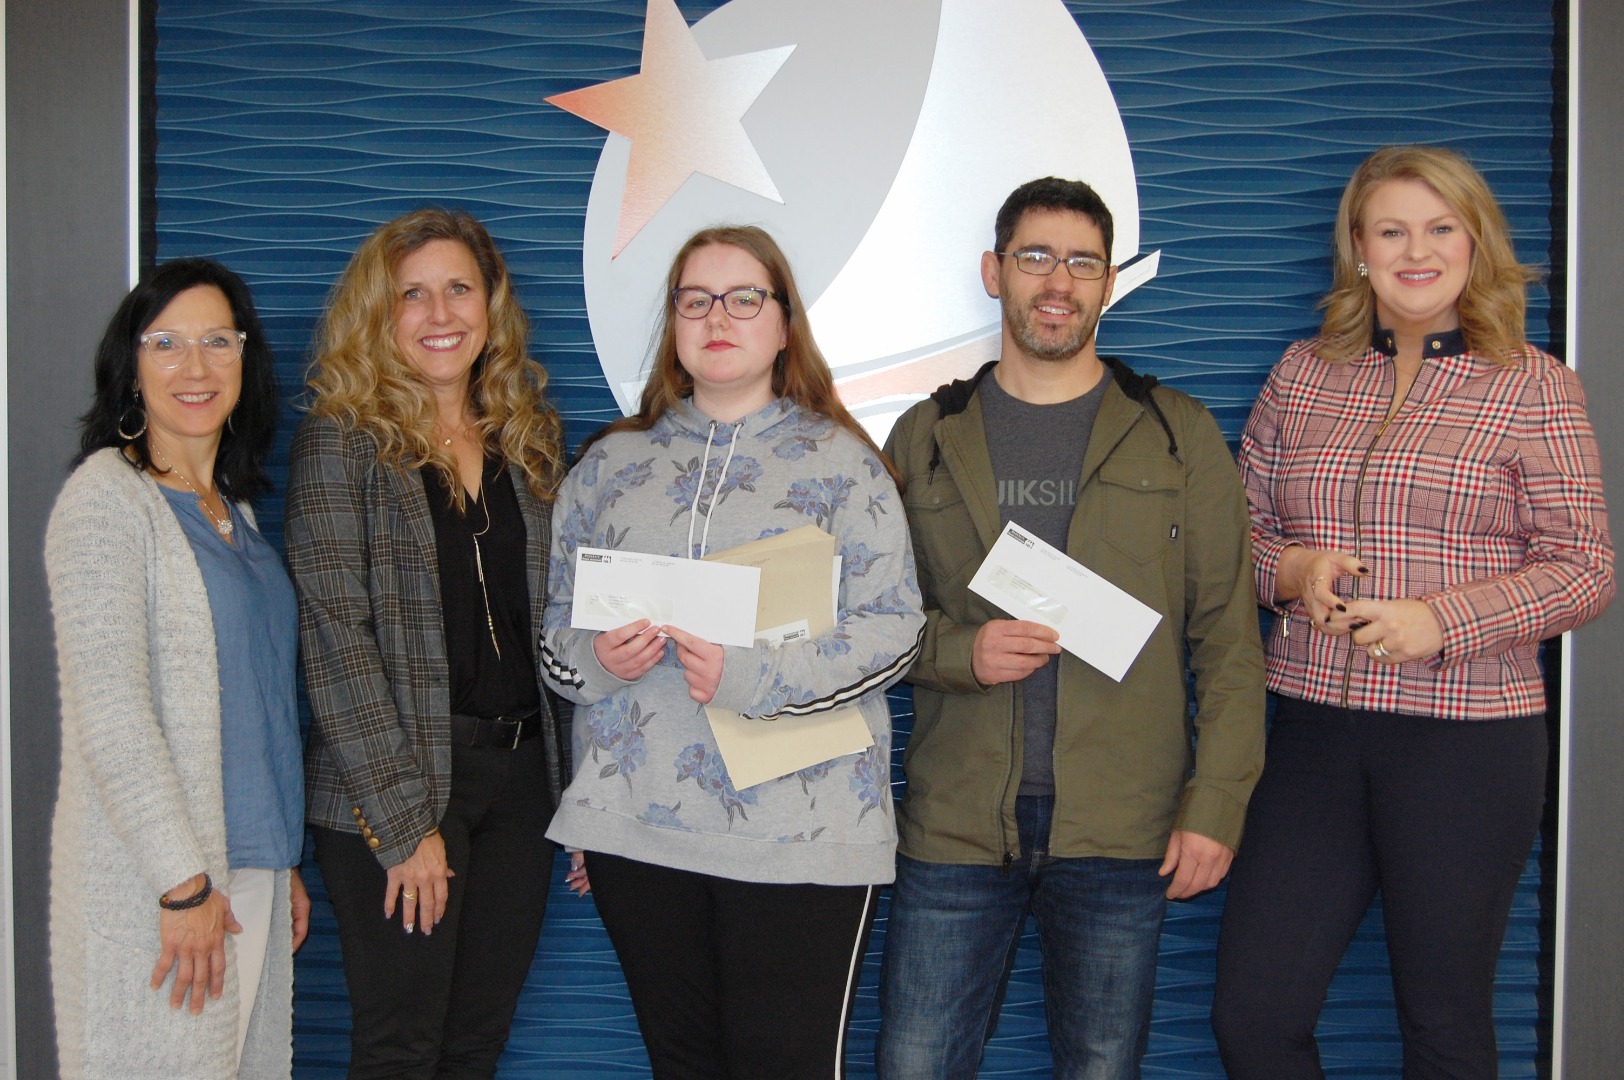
[{"xmin": 45, "ymin": 448, "xmax": 294, "ymax": 1079}]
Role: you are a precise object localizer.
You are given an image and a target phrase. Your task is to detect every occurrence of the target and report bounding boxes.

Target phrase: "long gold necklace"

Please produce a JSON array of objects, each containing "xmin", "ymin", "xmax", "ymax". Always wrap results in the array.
[
  {"xmin": 152, "ymin": 446, "xmax": 233, "ymax": 538},
  {"xmin": 470, "ymin": 488, "xmax": 501, "ymax": 659}
]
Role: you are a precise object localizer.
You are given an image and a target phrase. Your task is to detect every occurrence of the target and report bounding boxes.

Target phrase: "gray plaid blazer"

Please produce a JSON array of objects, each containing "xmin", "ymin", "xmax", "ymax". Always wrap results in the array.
[{"xmin": 286, "ymin": 414, "xmax": 567, "ymax": 867}]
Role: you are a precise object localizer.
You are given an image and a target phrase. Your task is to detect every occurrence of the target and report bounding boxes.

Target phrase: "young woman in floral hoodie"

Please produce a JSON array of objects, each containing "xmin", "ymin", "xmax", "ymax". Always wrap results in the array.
[{"xmin": 541, "ymin": 226, "xmax": 923, "ymax": 1078}]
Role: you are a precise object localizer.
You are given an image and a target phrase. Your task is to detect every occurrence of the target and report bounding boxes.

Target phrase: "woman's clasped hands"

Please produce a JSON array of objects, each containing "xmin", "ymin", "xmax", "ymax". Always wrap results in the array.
[{"xmin": 1278, "ymin": 545, "xmax": 1443, "ymax": 663}]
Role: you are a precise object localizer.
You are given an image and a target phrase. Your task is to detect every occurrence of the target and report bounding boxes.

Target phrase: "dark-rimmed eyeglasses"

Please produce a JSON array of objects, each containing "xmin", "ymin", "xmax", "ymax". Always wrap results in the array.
[
  {"xmin": 997, "ymin": 250, "xmax": 1109, "ymax": 281},
  {"xmin": 671, "ymin": 287, "xmax": 782, "ymax": 320},
  {"xmin": 139, "ymin": 329, "xmax": 247, "ymax": 369}
]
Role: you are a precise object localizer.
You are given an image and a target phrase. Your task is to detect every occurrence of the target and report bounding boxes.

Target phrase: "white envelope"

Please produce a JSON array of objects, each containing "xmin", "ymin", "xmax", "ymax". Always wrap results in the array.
[
  {"xmin": 968, "ymin": 521, "xmax": 1162, "ymax": 682},
  {"xmin": 569, "ymin": 547, "xmax": 761, "ymax": 648}
]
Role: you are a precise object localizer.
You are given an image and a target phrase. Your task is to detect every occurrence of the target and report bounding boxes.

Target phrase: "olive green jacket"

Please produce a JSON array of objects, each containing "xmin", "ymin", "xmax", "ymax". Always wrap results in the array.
[{"xmin": 885, "ymin": 360, "xmax": 1265, "ymax": 864}]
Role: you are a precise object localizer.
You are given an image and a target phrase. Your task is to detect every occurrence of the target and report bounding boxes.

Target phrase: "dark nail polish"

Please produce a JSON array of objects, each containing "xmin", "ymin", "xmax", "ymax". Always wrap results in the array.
[
  {"xmin": 1324, "ymin": 613, "xmax": 1332, "ymax": 623},
  {"xmin": 1336, "ymin": 604, "xmax": 1347, "ymax": 612},
  {"xmin": 1357, "ymin": 565, "xmax": 1370, "ymax": 574}
]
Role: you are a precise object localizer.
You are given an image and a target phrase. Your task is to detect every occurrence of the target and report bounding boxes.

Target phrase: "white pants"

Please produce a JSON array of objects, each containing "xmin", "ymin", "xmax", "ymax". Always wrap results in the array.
[{"xmin": 224, "ymin": 867, "xmax": 276, "ymax": 1071}]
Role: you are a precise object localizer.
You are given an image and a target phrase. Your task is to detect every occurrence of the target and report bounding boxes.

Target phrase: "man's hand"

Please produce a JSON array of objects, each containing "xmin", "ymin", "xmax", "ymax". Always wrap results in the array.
[
  {"xmin": 1158, "ymin": 830, "xmax": 1234, "ymax": 899},
  {"xmin": 971, "ymin": 619, "xmax": 1061, "ymax": 685}
]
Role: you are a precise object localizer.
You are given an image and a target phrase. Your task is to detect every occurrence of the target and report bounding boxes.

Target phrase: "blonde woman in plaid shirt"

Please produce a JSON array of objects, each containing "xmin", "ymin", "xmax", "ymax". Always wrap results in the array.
[{"xmin": 1212, "ymin": 146, "xmax": 1614, "ymax": 1079}]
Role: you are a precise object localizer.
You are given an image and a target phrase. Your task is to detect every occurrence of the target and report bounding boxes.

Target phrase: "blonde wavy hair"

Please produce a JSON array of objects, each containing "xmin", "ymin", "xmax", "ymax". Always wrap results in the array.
[
  {"xmin": 581, "ymin": 225, "xmax": 903, "ymax": 488},
  {"xmin": 307, "ymin": 207, "xmax": 564, "ymax": 504},
  {"xmin": 1318, "ymin": 145, "xmax": 1540, "ymax": 364}
]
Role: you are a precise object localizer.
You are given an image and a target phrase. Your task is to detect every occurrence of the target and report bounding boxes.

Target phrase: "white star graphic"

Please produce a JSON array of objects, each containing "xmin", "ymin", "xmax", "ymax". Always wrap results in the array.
[{"xmin": 547, "ymin": 0, "xmax": 794, "ymax": 257}]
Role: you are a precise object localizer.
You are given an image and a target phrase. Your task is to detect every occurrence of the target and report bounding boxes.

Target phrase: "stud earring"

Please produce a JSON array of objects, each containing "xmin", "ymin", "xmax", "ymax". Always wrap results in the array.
[{"xmin": 1357, "ymin": 261, "xmax": 1369, "ymax": 278}]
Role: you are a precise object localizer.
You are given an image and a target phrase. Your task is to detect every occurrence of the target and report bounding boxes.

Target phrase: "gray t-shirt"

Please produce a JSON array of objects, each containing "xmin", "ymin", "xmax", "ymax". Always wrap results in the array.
[{"xmin": 979, "ymin": 371, "xmax": 1108, "ymax": 796}]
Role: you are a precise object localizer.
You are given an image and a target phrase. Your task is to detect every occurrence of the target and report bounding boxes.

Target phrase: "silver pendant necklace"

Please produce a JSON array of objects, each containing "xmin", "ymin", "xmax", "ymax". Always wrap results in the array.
[{"xmin": 152, "ymin": 446, "xmax": 233, "ymax": 538}]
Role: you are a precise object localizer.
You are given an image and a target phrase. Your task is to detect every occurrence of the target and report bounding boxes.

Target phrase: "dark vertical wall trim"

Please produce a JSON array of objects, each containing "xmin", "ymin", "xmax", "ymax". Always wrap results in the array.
[
  {"xmin": 1564, "ymin": 0, "xmax": 1624, "ymax": 1072},
  {"xmin": 5, "ymin": 0, "xmax": 131, "ymax": 1075},
  {"xmin": 139, "ymin": 0, "xmax": 157, "ymax": 272}
]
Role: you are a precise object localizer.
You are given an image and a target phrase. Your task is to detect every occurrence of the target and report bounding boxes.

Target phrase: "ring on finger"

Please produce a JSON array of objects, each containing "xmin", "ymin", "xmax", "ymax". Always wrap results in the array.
[
  {"xmin": 402, "ymin": 890, "xmax": 418, "ymax": 901},
  {"xmin": 1370, "ymin": 639, "xmax": 1391, "ymax": 660}
]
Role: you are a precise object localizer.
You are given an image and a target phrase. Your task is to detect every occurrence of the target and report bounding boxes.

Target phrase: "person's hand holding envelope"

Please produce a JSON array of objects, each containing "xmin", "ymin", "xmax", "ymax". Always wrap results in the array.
[{"xmin": 569, "ymin": 527, "xmax": 873, "ymax": 789}]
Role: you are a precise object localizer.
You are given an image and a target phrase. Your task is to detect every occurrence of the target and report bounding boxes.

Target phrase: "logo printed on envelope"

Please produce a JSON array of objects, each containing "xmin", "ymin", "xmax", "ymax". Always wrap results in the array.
[{"xmin": 968, "ymin": 521, "xmax": 1161, "ymax": 682}]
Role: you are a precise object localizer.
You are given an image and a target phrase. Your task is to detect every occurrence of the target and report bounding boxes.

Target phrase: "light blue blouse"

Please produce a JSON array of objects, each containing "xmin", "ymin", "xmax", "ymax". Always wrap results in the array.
[{"xmin": 160, "ymin": 485, "xmax": 303, "ymax": 869}]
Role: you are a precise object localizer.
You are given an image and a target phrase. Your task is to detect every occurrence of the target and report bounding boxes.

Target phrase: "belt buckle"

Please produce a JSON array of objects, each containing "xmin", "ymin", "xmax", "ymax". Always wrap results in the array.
[{"xmin": 504, "ymin": 717, "xmax": 522, "ymax": 750}]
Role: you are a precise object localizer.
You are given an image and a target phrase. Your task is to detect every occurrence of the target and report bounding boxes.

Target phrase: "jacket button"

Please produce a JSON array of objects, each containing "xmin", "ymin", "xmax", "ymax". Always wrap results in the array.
[
  {"xmin": 366, "ymin": 837, "xmax": 380, "ymax": 849},
  {"xmin": 356, "ymin": 817, "xmax": 368, "ymax": 828},
  {"xmin": 1140, "ymin": 478, "xmax": 1149, "ymax": 487},
  {"xmin": 1432, "ymin": 339, "xmax": 1442, "ymax": 349},
  {"xmin": 361, "ymin": 827, "xmax": 374, "ymax": 839},
  {"xmin": 352, "ymin": 806, "xmax": 363, "ymax": 817}
]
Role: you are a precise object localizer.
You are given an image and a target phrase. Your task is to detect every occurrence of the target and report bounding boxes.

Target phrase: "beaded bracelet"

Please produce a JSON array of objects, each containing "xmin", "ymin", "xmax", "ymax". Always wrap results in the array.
[{"xmin": 159, "ymin": 874, "xmax": 213, "ymax": 911}]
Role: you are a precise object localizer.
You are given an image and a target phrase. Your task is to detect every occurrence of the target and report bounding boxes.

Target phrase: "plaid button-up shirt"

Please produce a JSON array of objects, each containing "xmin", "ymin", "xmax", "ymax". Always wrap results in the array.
[{"xmin": 1240, "ymin": 331, "xmax": 1614, "ymax": 720}]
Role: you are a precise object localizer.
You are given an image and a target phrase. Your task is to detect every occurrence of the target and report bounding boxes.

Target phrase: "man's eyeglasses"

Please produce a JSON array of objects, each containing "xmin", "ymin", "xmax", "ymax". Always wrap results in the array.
[
  {"xmin": 997, "ymin": 250, "xmax": 1109, "ymax": 281},
  {"xmin": 671, "ymin": 287, "xmax": 783, "ymax": 320},
  {"xmin": 139, "ymin": 329, "xmax": 247, "ymax": 369}
]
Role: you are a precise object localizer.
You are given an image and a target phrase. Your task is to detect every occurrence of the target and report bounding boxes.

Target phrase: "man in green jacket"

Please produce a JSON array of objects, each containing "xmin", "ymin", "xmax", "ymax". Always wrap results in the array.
[{"xmin": 876, "ymin": 177, "xmax": 1265, "ymax": 1079}]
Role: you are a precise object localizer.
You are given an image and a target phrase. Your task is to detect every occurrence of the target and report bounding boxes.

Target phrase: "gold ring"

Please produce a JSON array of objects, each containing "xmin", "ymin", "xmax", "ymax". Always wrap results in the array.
[
  {"xmin": 403, "ymin": 890, "xmax": 418, "ymax": 901},
  {"xmin": 1371, "ymin": 640, "xmax": 1390, "ymax": 660}
]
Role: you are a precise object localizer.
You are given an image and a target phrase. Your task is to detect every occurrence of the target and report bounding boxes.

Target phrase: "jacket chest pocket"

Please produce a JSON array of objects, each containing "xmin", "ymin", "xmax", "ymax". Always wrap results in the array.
[
  {"xmin": 1098, "ymin": 457, "xmax": 1182, "ymax": 564},
  {"xmin": 904, "ymin": 482, "xmax": 981, "ymax": 586}
]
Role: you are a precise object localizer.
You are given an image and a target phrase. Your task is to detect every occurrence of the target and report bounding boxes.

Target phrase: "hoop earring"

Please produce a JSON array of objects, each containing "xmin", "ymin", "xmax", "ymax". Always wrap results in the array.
[
  {"xmin": 1357, "ymin": 261, "xmax": 1369, "ymax": 278},
  {"xmin": 117, "ymin": 390, "xmax": 147, "ymax": 440},
  {"xmin": 226, "ymin": 408, "xmax": 237, "ymax": 435}
]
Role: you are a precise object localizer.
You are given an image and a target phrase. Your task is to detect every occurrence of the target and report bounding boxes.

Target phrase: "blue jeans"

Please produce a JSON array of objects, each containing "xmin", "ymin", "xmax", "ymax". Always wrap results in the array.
[{"xmin": 877, "ymin": 796, "xmax": 1166, "ymax": 1080}]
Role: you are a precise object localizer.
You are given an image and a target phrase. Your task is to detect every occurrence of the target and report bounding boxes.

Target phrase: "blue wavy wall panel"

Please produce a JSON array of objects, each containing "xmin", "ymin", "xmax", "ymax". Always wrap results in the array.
[{"xmin": 154, "ymin": 1, "xmax": 1557, "ymax": 1076}]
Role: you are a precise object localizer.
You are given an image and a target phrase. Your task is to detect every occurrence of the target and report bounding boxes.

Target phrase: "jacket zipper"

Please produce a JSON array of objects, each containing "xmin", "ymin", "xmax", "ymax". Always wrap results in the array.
[
  {"xmin": 1338, "ymin": 362, "xmax": 1419, "ymax": 706},
  {"xmin": 1003, "ymin": 681, "xmax": 1020, "ymax": 871}
]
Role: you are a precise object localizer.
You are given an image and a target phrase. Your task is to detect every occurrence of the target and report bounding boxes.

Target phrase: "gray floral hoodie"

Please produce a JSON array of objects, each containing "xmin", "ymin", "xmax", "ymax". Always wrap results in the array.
[{"xmin": 541, "ymin": 397, "xmax": 924, "ymax": 885}]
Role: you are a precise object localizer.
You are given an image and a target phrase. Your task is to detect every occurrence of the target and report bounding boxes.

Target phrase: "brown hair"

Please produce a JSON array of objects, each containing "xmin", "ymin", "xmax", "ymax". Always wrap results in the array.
[
  {"xmin": 582, "ymin": 225, "xmax": 903, "ymax": 487},
  {"xmin": 1317, "ymin": 145, "xmax": 1539, "ymax": 364},
  {"xmin": 306, "ymin": 207, "xmax": 564, "ymax": 503}
]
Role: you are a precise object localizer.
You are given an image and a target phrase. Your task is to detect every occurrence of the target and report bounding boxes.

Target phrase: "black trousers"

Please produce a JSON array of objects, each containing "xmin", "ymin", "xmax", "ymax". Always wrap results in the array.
[
  {"xmin": 1211, "ymin": 696, "xmax": 1547, "ymax": 1080},
  {"xmin": 586, "ymin": 851, "xmax": 878, "ymax": 1080},
  {"xmin": 313, "ymin": 736, "xmax": 554, "ymax": 1080}
]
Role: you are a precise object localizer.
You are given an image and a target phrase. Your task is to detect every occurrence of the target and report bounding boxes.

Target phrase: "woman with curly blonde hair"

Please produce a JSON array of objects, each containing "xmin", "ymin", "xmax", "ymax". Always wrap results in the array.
[
  {"xmin": 1212, "ymin": 146, "xmax": 1614, "ymax": 1078},
  {"xmin": 286, "ymin": 207, "xmax": 568, "ymax": 1077}
]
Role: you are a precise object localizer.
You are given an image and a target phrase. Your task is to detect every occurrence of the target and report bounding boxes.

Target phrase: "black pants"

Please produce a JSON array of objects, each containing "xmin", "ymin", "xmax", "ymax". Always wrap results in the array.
[
  {"xmin": 587, "ymin": 851, "xmax": 878, "ymax": 1080},
  {"xmin": 313, "ymin": 736, "xmax": 554, "ymax": 1080},
  {"xmin": 1211, "ymin": 697, "xmax": 1546, "ymax": 1080}
]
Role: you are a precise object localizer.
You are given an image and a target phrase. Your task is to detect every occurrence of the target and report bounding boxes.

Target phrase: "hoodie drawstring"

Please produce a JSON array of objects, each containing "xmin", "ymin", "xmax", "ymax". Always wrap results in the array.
[{"xmin": 685, "ymin": 420, "xmax": 741, "ymax": 559}]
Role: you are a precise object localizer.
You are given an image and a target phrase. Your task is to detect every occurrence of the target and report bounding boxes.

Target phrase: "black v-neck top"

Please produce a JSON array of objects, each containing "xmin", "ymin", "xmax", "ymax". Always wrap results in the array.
[{"xmin": 421, "ymin": 458, "xmax": 538, "ymax": 718}]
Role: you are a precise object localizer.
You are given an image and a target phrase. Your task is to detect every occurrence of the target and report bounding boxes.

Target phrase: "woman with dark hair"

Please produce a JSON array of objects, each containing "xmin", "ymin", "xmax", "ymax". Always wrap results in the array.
[
  {"xmin": 541, "ymin": 225, "xmax": 924, "ymax": 1078},
  {"xmin": 46, "ymin": 258, "xmax": 308, "ymax": 1078},
  {"xmin": 1211, "ymin": 146, "xmax": 1615, "ymax": 1077},
  {"xmin": 285, "ymin": 207, "xmax": 568, "ymax": 1077}
]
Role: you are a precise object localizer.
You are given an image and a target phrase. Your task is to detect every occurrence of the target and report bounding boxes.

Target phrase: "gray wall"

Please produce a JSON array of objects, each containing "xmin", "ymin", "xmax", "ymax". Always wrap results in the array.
[
  {"xmin": 1563, "ymin": 0, "xmax": 1624, "ymax": 1071},
  {"xmin": 6, "ymin": 0, "xmax": 131, "ymax": 1074}
]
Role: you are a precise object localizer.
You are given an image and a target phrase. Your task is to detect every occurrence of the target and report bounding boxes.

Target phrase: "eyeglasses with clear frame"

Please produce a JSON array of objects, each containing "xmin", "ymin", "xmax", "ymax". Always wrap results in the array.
[
  {"xmin": 139, "ymin": 329, "xmax": 248, "ymax": 369},
  {"xmin": 671, "ymin": 287, "xmax": 783, "ymax": 320},
  {"xmin": 997, "ymin": 249, "xmax": 1110, "ymax": 281}
]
